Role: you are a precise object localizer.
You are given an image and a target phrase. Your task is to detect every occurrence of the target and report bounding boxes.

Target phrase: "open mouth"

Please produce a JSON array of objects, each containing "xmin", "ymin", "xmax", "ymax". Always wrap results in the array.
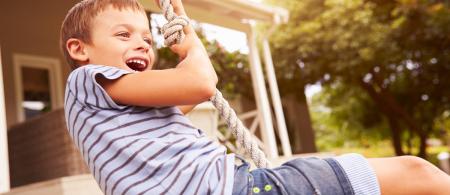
[{"xmin": 126, "ymin": 58, "xmax": 148, "ymax": 72}]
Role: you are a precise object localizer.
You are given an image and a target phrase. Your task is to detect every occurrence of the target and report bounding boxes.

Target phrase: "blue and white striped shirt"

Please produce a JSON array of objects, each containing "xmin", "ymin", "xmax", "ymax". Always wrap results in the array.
[{"xmin": 64, "ymin": 65, "xmax": 235, "ymax": 195}]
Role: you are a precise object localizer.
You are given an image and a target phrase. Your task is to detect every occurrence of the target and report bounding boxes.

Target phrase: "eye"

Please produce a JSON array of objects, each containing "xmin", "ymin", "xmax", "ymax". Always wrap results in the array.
[
  {"xmin": 116, "ymin": 32, "xmax": 130, "ymax": 38},
  {"xmin": 143, "ymin": 37, "xmax": 152, "ymax": 45}
]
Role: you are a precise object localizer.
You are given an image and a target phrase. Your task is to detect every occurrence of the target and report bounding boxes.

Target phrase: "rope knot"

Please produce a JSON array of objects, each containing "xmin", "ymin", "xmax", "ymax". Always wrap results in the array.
[
  {"xmin": 161, "ymin": 15, "xmax": 189, "ymax": 46},
  {"xmin": 159, "ymin": 0, "xmax": 190, "ymax": 46}
]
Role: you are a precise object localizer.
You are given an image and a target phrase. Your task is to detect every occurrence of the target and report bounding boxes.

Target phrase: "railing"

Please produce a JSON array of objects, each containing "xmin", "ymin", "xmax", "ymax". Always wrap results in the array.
[
  {"xmin": 187, "ymin": 103, "xmax": 268, "ymax": 159},
  {"xmin": 216, "ymin": 109, "xmax": 268, "ymax": 158}
]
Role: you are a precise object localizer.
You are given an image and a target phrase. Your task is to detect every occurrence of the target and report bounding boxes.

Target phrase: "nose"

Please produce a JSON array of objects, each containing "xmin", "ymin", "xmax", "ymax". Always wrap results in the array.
[{"xmin": 134, "ymin": 37, "xmax": 150, "ymax": 53}]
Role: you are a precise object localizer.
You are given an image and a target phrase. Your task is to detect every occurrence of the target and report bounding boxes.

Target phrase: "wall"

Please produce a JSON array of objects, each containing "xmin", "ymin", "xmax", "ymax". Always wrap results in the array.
[
  {"xmin": 0, "ymin": 0, "xmax": 77, "ymax": 127},
  {"xmin": 7, "ymin": 109, "xmax": 89, "ymax": 187}
]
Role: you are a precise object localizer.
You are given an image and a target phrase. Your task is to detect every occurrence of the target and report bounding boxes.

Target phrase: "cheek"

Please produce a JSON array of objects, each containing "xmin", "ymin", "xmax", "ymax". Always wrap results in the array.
[
  {"xmin": 92, "ymin": 46, "xmax": 125, "ymax": 65},
  {"xmin": 105, "ymin": 44, "xmax": 127, "ymax": 59},
  {"xmin": 149, "ymin": 51, "xmax": 156, "ymax": 68}
]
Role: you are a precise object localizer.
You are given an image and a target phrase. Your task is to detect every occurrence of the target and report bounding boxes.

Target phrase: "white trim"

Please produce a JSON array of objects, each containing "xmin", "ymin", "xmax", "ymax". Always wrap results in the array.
[
  {"xmin": 0, "ymin": 46, "xmax": 10, "ymax": 193},
  {"xmin": 262, "ymin": 38, "xmax": 292, "ymax": 157},
  {"xmin": 140, "ymin": 0, "xmax": 288, "ymax": 31},
  {"xmin": 12, "ymin": 54, "xmax": 63, "ymax": 123},
  {"xmin": 246, "ymin": 23, "xmax": 278, "ymax": 158}
]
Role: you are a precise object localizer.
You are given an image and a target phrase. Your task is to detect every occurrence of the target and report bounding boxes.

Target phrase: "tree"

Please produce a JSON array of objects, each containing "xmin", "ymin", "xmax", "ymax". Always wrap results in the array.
[{"xmin": 268, "ymin": 0, "xmax": 450, "ymax": 158}]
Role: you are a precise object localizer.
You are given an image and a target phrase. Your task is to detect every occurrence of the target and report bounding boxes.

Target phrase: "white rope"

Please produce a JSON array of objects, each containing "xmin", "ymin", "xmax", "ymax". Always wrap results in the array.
[
  {"xmin": 158, "ymin": 0, "xmax": 189, "ymax": 46},
  {"xmin": 158, "ymin": 0, "xmax": 271, "ymax": 168},
  {"xmin": 210, "ymin": 90, "xmax": 271, "ymax": 168}
]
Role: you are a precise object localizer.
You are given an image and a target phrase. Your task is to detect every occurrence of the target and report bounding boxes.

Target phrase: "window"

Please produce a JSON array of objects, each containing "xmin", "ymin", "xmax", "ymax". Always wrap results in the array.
[{"xmin": 13, "ymin": 54, "xmax": 63, "ymax": 122}]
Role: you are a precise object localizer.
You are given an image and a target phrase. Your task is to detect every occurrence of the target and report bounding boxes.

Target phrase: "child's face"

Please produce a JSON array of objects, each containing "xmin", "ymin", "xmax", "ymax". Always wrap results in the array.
[{"xmin": 84, "ymin": 6, "xmax": 154, "ymax": 72}]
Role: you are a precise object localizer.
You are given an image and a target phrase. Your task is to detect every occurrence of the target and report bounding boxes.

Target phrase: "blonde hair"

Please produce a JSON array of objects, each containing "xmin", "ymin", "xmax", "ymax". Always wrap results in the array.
[{"xmin": 60, "ymin": 0, "xmax": 146, "ymax": 69}]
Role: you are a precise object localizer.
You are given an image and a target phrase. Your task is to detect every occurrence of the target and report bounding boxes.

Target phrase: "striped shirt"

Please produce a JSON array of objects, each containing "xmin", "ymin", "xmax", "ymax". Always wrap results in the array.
[{"xmin": 64, "ymin": 64, "xmax": 235, "ymax": 195}]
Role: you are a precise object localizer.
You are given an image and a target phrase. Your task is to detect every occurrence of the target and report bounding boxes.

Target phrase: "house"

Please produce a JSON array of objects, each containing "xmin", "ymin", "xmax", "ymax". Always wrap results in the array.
[{"xmin": 0, "ymin": 0, "xmax": 290, "ymax": 194}]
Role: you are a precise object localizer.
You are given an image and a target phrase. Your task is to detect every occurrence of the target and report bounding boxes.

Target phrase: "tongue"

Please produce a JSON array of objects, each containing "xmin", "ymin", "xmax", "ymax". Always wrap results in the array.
[{"xmin": 128, "ymin": 62, "xmax": 146, "ymax": 71}]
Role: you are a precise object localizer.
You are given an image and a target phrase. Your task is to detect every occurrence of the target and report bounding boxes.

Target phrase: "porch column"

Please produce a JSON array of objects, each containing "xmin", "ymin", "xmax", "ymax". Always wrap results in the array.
[
  {"xmin": 0, "ymin": 46, "xmax": 10, "ymax": 193},
  {"xmin": 246, "ymin": 23, "xmax": 278, "ymax": 159},
  {"xmin": 262, "ymin": 38, "xmax": 292, "ymax": 157}
]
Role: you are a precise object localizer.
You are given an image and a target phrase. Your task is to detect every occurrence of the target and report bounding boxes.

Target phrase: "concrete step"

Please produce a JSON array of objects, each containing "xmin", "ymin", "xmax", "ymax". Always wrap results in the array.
[{"xmin": 1, "ymin": 175, "xmax": 101, "ymax": 195}]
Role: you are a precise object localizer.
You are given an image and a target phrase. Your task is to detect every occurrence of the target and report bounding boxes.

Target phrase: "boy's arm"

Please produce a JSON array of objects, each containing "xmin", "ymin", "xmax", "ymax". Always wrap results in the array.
[{"xmin": 99, "ymin": 0, "xmax": 217, "ymax": 107}]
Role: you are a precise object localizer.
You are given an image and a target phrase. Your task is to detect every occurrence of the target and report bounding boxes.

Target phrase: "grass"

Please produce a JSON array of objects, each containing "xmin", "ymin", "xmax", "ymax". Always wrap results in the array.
[{"xmin": 322, "ymin": 140, "xmax": 450, "ymax": 166}]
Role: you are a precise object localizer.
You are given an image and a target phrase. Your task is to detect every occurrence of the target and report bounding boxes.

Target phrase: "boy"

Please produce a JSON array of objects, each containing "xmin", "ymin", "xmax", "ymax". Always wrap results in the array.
[{"xmin": 60, "ymin": 0, "xmax": 450, "ymax": 194}]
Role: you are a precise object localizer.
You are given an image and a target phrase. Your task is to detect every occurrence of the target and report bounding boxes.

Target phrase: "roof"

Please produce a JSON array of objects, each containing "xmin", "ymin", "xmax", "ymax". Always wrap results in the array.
[{"xmin": 139, "ymin": 0, "xmax": 289, "ymax": 32}]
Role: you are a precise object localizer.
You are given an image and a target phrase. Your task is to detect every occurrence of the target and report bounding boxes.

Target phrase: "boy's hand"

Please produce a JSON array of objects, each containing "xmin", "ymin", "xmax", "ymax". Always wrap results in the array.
[
  {"xmin": 170, "ymin": 30, "xmax": 203, "ymax": 59},
  {"xmin": 154, "ymin": 0, "xmax": 186, "ymax": 15},
  {"xmin": 154, "ymin": 0, "xmax": 218, "ymax": 83},
  {"xmin": 155, "ymin": 0, "xmax": 194, "ymax": 58}
]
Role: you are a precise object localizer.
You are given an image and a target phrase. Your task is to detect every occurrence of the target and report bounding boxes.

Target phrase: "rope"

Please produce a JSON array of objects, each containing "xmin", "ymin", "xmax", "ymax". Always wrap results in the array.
[
  {"xmin": 210, "ymin": 91, "xmax": 271, "ymax": 168},
  {"xmin": 158, "ymin": 0, "xmax": 271, "ymax": 168}
]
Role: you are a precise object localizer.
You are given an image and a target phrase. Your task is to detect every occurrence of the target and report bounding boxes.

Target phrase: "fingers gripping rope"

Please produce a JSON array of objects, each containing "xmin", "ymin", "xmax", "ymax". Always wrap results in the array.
[
  {"xmin": 158, "ymin": 0, "xmax": 189, "ymax": 46},
  {"xmin": 158, "ymin": 0, "xmax": 271, "ymax": 168}
]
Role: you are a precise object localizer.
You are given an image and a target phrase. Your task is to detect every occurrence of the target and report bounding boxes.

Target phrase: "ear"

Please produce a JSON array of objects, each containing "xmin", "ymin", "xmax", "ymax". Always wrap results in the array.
[{"xmin": 66, "ymin": 38, "xmax": 89, "ymax": 63}]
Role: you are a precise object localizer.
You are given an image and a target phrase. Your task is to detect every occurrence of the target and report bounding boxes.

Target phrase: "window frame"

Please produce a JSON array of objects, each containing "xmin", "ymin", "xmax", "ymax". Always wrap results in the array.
[{"xmin": 13, "ymin": 53, "xmax": 63, "ymax": 123}]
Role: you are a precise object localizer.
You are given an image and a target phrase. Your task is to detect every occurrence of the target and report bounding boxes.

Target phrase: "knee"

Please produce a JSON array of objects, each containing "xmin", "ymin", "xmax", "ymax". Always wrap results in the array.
[
  {"xmin": 398, "ymin": 155, "xmax": 440, "ymax": 178},
  {"xmin": 400, "ymin": 156, "xmax": 429, "ymax": 169}
]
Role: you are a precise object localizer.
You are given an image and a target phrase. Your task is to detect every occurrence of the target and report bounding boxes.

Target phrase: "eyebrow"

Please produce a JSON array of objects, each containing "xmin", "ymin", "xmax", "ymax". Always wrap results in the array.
[{"xmin": 111, "ymin": 23, "xmax": 151, "ymax": 35}]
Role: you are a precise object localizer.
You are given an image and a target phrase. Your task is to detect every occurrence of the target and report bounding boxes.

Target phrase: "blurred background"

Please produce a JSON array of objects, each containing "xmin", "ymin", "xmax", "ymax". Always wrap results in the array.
[
  {"xmin": 0, "ymin": 0, "xmax": 448, "ymax": 194},
  {"xmin": 266, "ymin": 0, "xmax": 450, "ymax": 162}
]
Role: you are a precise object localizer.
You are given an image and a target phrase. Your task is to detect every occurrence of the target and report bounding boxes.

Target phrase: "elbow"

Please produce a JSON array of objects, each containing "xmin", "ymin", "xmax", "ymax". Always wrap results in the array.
[
  {"xmin": 182, "ymin": 67, "xmax": 218, "ymax": 102},
  {"xmin": 191, "ymin": 69, "xmax": 217, "ymax": 101},
  {"xmin": 195, "ymin": 73, "xmax": 217, "ymax": 101},
  {"xmin": 199, "ymin": 80, "xmax": 216, "ymax": 101}
]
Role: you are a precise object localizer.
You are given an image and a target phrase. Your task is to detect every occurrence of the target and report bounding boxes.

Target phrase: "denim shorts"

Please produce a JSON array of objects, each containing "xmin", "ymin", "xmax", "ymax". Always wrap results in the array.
[{"xmin": 232, "ymin": 154, "xmax": 379, "ymax": 195}]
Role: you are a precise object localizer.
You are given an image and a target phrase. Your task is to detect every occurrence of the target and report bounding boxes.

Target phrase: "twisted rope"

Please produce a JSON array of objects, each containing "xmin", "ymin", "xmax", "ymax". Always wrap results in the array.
[
  {"xmin": 158, "ymin": 0, "xmax": 189, "ymax": 46},
  {"xmin": 158, "ymin": 0, "xmax": 271, "ymax": 168},
  {"xmin": 210, "ymin": 91, "xmax": 271, "ymax": 168}
]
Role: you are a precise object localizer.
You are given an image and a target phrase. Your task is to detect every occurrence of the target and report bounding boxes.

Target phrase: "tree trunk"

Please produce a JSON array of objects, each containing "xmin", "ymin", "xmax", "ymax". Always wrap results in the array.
[
  {"xmin": 368, "ymin": 74, "xmax": 424, "ymax": 143},
  {"xmin": 417, "ymin": 132, "xmax": 428, "ymax": 159},
  {"xmin": 387, "ymin": 117, "xmax": 405, "ymax": 156},
  {"xmin": 407, "ymin": 129, "xmax": 413, "ymax": 155},
  {"xmin": 358, "ymin": 80, "xmax": 427, "ymax": 156},
  {"xmin": 282, "ymin": 93, "xmax": 317, "ymax": 153}
]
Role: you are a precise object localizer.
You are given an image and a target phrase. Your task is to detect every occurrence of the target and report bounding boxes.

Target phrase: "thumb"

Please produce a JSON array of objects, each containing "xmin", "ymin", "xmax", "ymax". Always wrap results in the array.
[
  {"xmin": 154, "ymin": 0, "xmax": 161, "ymax": 7},
  {"xmin": 170, "ymin": 44, "xmax": 187, "ymax": 59}
]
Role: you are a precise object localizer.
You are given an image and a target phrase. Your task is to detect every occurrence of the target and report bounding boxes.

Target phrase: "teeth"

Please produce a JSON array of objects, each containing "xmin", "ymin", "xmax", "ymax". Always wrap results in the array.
[{"xmin": 127, "ymin": 59, "xmax": 146, "ymax": 66}]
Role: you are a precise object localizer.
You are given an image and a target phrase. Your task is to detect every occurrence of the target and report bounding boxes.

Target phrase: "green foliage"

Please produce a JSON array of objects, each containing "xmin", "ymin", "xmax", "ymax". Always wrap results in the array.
[
  {"xmin": 203, "ymin": 38, "xmax": 254, "ymax": 99},
  {"xmin": 151, "ymin": 17, "xmax": 253, "ymax": 99},
  {"xmin": 268, "ymin": 0, "xmax": 450, "ymax": 157},
  {"xmin": 311, "ymin": 81, "xmax": 389, "ymax": 150}
]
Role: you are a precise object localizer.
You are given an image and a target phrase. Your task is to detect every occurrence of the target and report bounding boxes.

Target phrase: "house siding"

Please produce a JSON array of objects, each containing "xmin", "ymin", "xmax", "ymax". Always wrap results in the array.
[{"xmin": 7, "ymin": 109, "xmax": 89, "ymax": 187}]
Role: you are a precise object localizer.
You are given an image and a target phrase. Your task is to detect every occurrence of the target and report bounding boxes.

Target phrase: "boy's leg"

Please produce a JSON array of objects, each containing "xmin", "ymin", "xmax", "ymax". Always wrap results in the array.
[{"xmin": 368, "ymin": 156, "xmax": 450, "ymax": 195}]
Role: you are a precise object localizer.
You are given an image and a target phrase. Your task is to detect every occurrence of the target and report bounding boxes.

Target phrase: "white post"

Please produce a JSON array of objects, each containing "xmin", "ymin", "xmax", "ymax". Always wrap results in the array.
[
  {"xmin": 0, "ymin": 46, "xmax": 10, "ymax": 193},
  {"xmin": 262, "ymin": 38, "xmax": 292, "ymax": 157},
  {"xmin": 246, "ymin": 24, "xmax": 278, "ymax": 159}
]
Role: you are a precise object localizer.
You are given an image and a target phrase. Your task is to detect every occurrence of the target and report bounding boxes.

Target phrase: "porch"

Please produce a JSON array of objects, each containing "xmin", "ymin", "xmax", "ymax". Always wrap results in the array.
[{"xmin": 0, "ymin": 0, "xmax": 295, "ymax": 194}]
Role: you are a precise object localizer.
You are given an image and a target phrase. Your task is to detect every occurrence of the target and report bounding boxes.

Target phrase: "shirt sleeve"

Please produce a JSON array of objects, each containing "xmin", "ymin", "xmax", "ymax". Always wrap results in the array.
[{"xmin": 66, "ymin": 64, "xmax": 132, "ymax": 110}]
